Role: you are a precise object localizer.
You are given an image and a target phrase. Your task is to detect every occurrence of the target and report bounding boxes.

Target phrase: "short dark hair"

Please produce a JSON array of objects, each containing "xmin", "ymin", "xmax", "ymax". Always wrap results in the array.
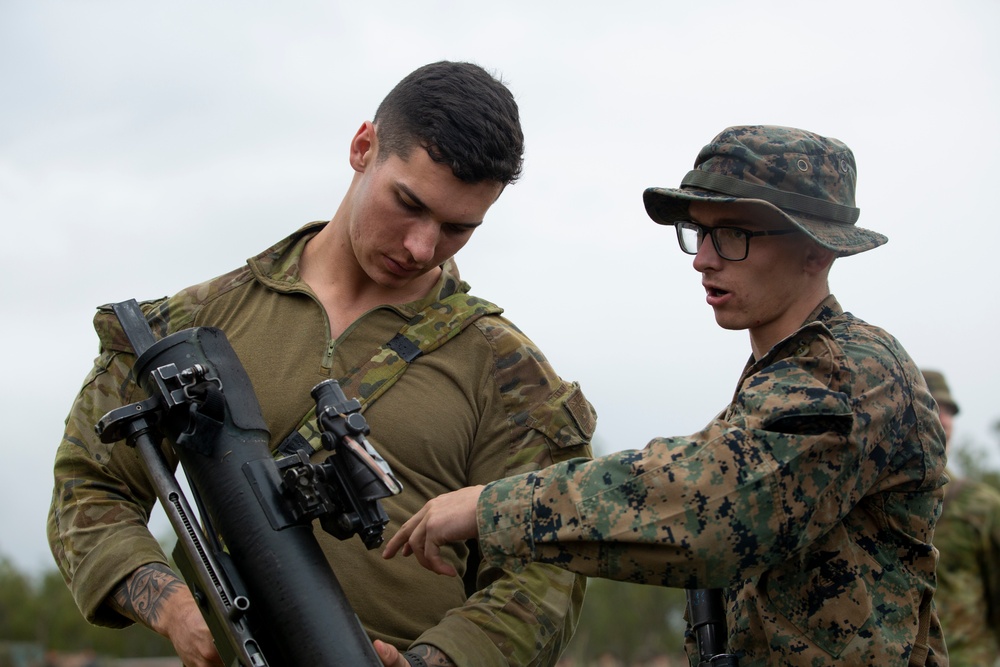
[{"xmin": 373, "ymin": 61, "xmax": 524, "ymax": 185}]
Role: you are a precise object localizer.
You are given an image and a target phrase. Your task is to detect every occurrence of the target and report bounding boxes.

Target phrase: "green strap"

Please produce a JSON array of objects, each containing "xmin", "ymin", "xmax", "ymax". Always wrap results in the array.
[
  {"xmin": 284, "ymin": 292, "xmax": 502, "ymax": 454},
  {"xmin": 681, "ymin": 170, "xmax": 861, "ymax": 224}
]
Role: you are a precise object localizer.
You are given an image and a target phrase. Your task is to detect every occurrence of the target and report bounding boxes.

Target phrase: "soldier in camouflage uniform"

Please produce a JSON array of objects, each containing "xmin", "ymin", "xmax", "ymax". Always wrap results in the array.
[
  {"xmin": 386, "ymin": 126, "xmax": 950, "ymax": 665},
  {"xmin": 922, "ymin": 370, "xmax": 1000, "ymax": 666},
  {"xmin": 46, "ymin": 62, "xmax": 595, "ymax": 667}
]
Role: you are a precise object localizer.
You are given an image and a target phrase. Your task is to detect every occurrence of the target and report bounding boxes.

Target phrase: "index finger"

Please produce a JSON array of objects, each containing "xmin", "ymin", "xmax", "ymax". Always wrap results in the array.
[{"xmin": 383, "ymin": 510, "xmax": 422, "ymax": 559}]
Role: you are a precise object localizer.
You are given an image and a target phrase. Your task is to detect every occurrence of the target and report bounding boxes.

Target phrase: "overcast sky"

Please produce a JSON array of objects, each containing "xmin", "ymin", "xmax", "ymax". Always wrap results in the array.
[{"xmin": 2, "ymin": 0, "xmax": 998, "ymax": 576}]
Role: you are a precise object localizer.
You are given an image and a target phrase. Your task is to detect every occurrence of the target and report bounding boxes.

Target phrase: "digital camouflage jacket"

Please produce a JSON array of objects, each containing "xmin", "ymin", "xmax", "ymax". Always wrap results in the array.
[
  {"xmin": 478, "ymin": 296, "xmax": 948, "ymax": 666},
  {"xmin": 47, "ymin": 221, "xmax": 596, "ymax": 667},
  {"xmin": 933, "ymin": 470, "xmax": 1000, "ymax": 666}
]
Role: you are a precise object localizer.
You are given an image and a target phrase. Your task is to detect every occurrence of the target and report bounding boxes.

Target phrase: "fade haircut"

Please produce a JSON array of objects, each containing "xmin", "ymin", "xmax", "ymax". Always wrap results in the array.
[{"xmin": 373, "ymin": 61, "xmax": 524, "ymax": 185}]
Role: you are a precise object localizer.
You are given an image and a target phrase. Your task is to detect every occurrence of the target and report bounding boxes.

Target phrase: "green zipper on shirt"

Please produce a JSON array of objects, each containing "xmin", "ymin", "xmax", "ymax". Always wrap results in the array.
[
  {"xmin": 322, "ymin": 337, "xmax": 336, "ymax": 369},
  {"xmin": 285, "ymin": 284, "xmax": 337, "ymax": 371}
]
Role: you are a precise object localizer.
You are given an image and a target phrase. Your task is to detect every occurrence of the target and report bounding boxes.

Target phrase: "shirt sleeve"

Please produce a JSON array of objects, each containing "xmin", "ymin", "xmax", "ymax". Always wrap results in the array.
[
  {"xmin": 412, "ymin": 318, "xmax": 595, "ymax": 666},
  {"xmin": 46, "ymin": 343, "xmax": 173, "ymax": 627},
  {"xmin": 46, "ymin": 300, "xmax": 186, "ymax": 627},
  {"xmin": 476, "ymin": 329, "xmax": 907, "ymax": 589}
]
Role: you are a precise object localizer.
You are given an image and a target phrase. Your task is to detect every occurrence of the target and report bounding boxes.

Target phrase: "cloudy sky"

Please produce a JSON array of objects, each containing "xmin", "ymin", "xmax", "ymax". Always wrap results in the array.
[{"xmin": 3, "ymin": 1, "xmax": 998, "ymax": 576}]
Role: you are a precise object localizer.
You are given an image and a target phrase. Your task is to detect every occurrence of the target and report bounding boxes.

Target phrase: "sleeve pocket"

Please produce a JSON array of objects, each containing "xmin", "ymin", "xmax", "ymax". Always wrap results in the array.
[
  {"xmin": 524, "ymin": 381, "xmax": 596, "ymax": 461},
  {"xmin": 759, "ymin": 391, "xmax": 853, "ymax": 437}
]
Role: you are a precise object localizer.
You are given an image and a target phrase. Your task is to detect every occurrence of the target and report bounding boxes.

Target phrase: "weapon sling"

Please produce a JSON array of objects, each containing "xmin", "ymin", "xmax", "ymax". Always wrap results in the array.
[{"xmin": 276, "ymin": 291, "xmax": 501, "ymax": 457}]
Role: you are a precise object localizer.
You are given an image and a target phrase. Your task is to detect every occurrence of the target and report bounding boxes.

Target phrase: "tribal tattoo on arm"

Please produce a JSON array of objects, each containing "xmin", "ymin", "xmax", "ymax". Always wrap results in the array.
[{"xmin": 109, "ymin": 562, "xmax": 186, "ymax": 630}]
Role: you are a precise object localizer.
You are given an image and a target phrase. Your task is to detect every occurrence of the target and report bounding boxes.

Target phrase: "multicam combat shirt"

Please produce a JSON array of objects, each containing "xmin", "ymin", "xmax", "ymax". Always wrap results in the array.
[
  {"xmin": 48, "ymin": 221, "xmax": 596, "ymax": 667},
  {"xmin": 933, "ymin": 471, "xmax": 1000, "ymax": 666},
  {"xmin": 478, "ymin": 296, "xmax": 948, "ymax": 666}
]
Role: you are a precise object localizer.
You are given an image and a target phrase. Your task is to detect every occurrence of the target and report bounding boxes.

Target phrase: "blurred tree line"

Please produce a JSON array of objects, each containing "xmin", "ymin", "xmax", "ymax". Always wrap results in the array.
[
  {"xmin": 3, "ymin": 554, "xmax": 690, "ymax": 664},
  {"xmin": 6, "ymin": 424, "xmax": 997, "ymax": 664},
  {"xmin": 561, "ymin": 579, "xmax": 687, "ymax": 665},
  {"xmin": 0, "ymin": 557, "xmax": 173, "ymax": 658},
  {"xmin": 0, "ymin": 550, "xmax": 689, "ymax": 664}
]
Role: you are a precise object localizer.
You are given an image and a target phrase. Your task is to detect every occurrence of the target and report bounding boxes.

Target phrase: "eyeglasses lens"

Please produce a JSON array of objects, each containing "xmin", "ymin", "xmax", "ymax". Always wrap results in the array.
[
  {"xmin": 676, "ymin": 223, "xmax": 701, "ymax": 255},
  {"xmin": 676, "ymin": 222, "xmax": 748, "ymax": 261},
  {"xmin": 714, "ymin": 227, "xmax": 748, "ymax": 261}
]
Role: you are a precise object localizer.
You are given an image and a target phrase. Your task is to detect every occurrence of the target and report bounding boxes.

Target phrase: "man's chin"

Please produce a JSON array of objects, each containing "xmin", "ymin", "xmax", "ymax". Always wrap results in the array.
[
  {"xmin": 712, "ymin": 312, "xmax": 747, "ymax": 332},
  {"xmin": 374, "ymin": 265, "xmax": 441, "ymax": 294}
]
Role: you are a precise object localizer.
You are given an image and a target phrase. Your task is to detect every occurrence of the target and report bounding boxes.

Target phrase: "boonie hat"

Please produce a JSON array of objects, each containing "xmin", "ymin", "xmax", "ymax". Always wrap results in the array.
[
  {"xmin": 921, "ymin": 369, "xmax": 960, "ymax": 415},
  {"xmin": 643, "ymin": 125, "xmax": 887, "ymax": 256}
]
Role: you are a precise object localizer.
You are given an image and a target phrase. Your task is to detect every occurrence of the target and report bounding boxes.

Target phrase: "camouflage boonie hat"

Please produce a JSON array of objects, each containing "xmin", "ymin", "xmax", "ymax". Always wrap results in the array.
[
  {"xmin": 921, "ymin": 369, "xmax": 960, "ymax": 415},
  {"xmin": 643, "ymin": 125, "xmax": 888, "ymax": 257}
]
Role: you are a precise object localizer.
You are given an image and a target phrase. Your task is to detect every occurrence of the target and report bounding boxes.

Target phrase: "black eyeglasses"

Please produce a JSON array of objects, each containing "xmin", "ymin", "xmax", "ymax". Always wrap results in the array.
[{"xmin": 675, "ymin": 221, "xmax": 800, "ymax": 261}]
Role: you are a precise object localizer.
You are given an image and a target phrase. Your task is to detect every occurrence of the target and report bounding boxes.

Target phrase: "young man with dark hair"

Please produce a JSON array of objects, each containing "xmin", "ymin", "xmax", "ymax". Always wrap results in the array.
[
  {"xmin": 47, "ymin": 61, "xmax": 594, "ymax": 667},
  {"xmin": 386, "ymin": 125, "xmax": 949, "ymax": 666},
  {"xmin": 372, "ymin": 61, "xmax": 524, "ymax": 184}
]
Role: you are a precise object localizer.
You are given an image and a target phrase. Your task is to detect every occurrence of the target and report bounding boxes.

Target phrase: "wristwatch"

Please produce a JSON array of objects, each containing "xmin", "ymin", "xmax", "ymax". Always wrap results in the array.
[{"xmin": 403, "ymin": 651, "xmax": 429, "ymax": 667}]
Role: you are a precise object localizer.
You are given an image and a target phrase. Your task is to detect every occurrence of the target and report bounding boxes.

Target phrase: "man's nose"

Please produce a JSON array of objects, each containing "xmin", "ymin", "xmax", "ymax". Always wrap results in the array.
[
  {"xmin": 692, "ymin": 233, "xmax": 722, "ymax": 271},
  {"xmin": 404, "ymin": 221, "xmax": 438, "ymax": 264}
]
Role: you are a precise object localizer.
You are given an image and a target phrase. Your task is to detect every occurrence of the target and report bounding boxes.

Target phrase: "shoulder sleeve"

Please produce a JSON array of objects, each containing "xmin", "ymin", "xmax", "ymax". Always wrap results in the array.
[
  {"xmin": 46, "ymin": 344, "xmax": 171, "ymax": 626},
  {"xmin": 46, "ymin": 297, "xmax": 193, "ymax": 626},
  {"xmin": 93, "ymin": 298, "xmax": 168, "ymax": 352},
  {"xmin": 477, "ymin": 315, "xmax": 595, "ymax": 476},
  {"xmin": 733, "ymin": 332, "xmax": 853, "ymax": 437}
]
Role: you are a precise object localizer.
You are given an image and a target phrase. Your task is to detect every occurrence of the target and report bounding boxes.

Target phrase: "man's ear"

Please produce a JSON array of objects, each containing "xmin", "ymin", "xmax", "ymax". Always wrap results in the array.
[
  {"xmin": 349, "ymin": 121, "xmax": 376, "ymax": 172},
  {"xmin": 803, "ymin": 242, "xmax": 836, "ymax": 275}
]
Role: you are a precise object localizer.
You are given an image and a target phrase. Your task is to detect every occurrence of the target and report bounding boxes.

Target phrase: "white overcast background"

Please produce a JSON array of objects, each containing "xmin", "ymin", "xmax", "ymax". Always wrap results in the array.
[{"xmin": 2, "ymin": 1, "xmax": 998, "ymax": 576}]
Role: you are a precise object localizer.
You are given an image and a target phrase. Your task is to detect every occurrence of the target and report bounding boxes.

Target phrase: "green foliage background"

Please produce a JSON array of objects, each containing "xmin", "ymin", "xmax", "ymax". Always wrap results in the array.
[{"xmin": 0, "ymin": 558, "xmax": 174, "ymax": 658}]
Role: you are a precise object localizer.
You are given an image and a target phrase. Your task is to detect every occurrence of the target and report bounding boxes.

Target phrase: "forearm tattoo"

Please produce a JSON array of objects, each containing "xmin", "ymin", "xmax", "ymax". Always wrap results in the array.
[
  {"xmin": 109, "ymin": 562, "xmax": 186, "ymax": 629},
  {"xmin": 405, "ymin": 644, "xmax": 456, "ymax": 667}
]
